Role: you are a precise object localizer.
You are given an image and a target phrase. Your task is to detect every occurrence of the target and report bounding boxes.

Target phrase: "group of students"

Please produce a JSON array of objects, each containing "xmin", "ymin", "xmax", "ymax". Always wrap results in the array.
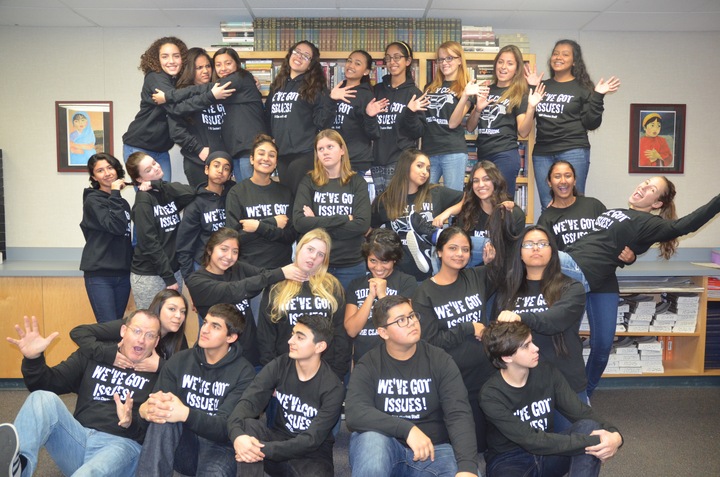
[{"xmin": 4, "ymin": 34, "xmax": 720, "ymax": 477}]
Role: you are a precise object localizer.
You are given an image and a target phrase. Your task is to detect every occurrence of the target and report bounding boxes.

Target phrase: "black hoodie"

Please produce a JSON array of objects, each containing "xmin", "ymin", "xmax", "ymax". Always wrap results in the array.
[
  {"xmin": 80, "ymin": 188, "xmax": 132, "ymax": 277},
  {"xmin": 176, "ymin": 180, "xmax": 236, "ymax": 280},
  {"xmin": 219, "ymin": 70, "xmax": 268, "ymax": 158},
  {"xmin": 265, "ymin": 73, "xmax": 335, "ymax": 157},
  {"xmin": 153, "ymin": 344, "xmax": 256, "ymax": 443},
  {"xmin": 372, "ymin": 74, "xmax": 423, "ymax": 167},
  {"xmin": 331, "ymin": 80, "xmax": 379, "ymax": 172}
]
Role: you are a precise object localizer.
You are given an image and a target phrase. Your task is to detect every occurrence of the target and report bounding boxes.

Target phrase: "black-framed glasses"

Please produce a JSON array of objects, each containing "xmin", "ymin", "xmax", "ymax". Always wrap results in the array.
[
  {"xmin": 437, "ymin": 56, "xmax": 459, "ymax": 63},
  {"xmin": 383, "ymin": 54, "xmax": 407, "ymax": 63},
  {"xmin": 380, "ymin": 312, "xmax": 419, "ymax": 328},
  {"xmin": 292, "ymin": 49, "xmax": 312, "ymax": 62},
  {"xmin": 521, "ymin": 241, "xmax": 551, "ymax": 250},
  {"xmin": 128, "ymin": 327, "xmax": 158, "ymax": 341}
]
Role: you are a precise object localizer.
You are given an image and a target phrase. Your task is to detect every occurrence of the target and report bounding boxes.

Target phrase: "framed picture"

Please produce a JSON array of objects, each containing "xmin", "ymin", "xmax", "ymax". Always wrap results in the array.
[
  {"xmin": 55, "ymin": 101, "xmax": 113, "ymax": 172},
  {"xmin": 628, "ymin": 103, "xmax": 685, "ymax": 174}
]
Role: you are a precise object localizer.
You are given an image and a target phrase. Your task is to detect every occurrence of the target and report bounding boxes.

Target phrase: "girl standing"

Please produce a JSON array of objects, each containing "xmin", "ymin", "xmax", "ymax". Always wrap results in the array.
[
  {"xmin": 126, "ymin": 152, "xmax": 195, "ymax": 309},
  {"xmin": 256, "ymin": 229, "xmax": 350, "ymax": 380},
  {"xmin": 330, "ymin": 49, "xmax": 384, "ymax": 175},
  {"xmin": 370, "ymin": 41, "xmax": 423, "ymax": 196},
  {"xmin": 293, "ymin": 129, "xmax": 371, "ymax": 288},
  {"xmin": 526, "ymin": 39, "xmax": 621, "ymax": 209},
  {"xmin": 80, "ymin": 153, "xmax": 132, "ymax": 323},
  {"xmin": 266, "ymin": 40, "xmax": 335, "ymax": 193}
]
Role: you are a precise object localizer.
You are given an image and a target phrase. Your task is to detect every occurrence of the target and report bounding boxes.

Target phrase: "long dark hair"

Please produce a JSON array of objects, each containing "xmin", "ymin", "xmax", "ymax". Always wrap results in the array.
[
  {"xmin": 655, "ymin": 176, "xmax": 678, "ymax": 259},
  {"xmin": 385, "ymin": 41, "xmax": 414, "ymax": 81},
  {"xmin": 548, "ymin": 39, "xmax": 594, "ymax": 91},
  {"xmin": 211, "ymin": 47, "xmax": 248, "ymax": 81},
  {"xmin": 485, "ymin": 206, "xmax": 521, "ymax": 286},
  {"xmin": 87, "ymin": 153, "xmax": 125, "ymax": 189},
  {"xmin": 546, "ymin": 160, "xmax": 579, "ymax": 201},
  {"xmin": 376, "ymin": 148, "xmax": 437, "ymax": 220},
  {"xmin": 202, "ymin": 228, "xmax": 240, "ymax": 268},
  {"xmin": 148, "ymin": 289, "xmax": 188, "ymax": 359},
  {"xmin": 270, "ymin": 40, "xmax": 326, "ymax": 103},
  {"xmin": 497, "ymin": 225, "xmax": 572, "ymax": 357},
  {"xmin": 346, "ymin": 50, "xmax": 373, "ymax": 86},
  {"xmin": 176, "ymin": 47, "xmax": 212, "ymax": 89},
  {"xmin": 459, "ymin": 160, "xmax": 511, "ymax": 234}
]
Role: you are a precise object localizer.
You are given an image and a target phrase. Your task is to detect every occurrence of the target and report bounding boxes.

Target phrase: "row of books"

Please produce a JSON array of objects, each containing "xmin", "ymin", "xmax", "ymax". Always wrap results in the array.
[
  {"xmin": 251, "ymin": 17, "xmax": 462, "ymax": 53},
  {"xmin": 218, "ymin": 22, "xmax": 254, "ymax": 50},
  {"xmin": 462, "ymin": 25, "xmax": 499, "ymax": 53}
]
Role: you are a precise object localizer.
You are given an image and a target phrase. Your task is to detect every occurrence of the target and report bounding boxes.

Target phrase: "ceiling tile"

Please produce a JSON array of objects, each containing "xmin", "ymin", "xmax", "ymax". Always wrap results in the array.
[
  {"xmin": 0, "ymin": 7, "xmax": 94, "ymax": 27},
  {"xmin": 161, "ymin": 9, "xmax": 252, "ymax": 28}
]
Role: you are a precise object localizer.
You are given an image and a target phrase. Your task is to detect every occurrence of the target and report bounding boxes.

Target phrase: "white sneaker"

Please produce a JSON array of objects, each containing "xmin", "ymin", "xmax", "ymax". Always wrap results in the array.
[
  {"xmin": 0, "ymin": 423, "xmax": 21, "ymax": 477},
  {"xmin": 405, "ymin": 229, "xmax": 430, "ymax": 273}
]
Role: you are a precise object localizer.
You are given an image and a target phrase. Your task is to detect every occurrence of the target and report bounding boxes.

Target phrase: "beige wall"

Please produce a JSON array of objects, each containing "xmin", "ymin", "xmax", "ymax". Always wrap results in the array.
[{"xmin": 1, "ymin": 27, "xmax": 718, "ymax": 251}]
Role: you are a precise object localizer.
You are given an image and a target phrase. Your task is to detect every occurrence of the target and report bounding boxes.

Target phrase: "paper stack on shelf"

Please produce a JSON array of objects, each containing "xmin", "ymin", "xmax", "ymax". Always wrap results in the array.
[
  {"xmin": 637, "ymin": 337, "xmax": 665, "ymax": 373},
  {"xmin": 663, "ymin": 292, "xmax": 699, "ymax": 333},
  {"xmin": 219, "ymin": 22, "xmax": 254, "ymax": 50},
  {"xmin": 461, "ymin": 25, "xmax": 498, "ymax": 53},
  {"xmin": 497, "ymin": 33, "xmax": 530, "ymax": 53},
  {"xmin": 624, "ymin": 294, "xmax": 655, "ymax": 332}
]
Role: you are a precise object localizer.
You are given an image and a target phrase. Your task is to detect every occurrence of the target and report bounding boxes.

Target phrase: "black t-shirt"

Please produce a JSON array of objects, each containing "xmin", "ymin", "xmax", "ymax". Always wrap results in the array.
[
  {"xmin": 536, "ymin": 196, "xmax": 606, "ymax": 251},
  {"xmin": 475, "ymin": 84, "xmax": 528, "ymax": 158}
]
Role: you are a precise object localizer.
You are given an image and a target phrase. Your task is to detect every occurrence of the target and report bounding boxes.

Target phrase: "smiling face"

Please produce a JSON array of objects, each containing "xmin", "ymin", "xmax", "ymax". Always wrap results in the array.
[
  {"xmin": 438, "ymin": 232, "xmax": 471, "ymax": 271},
  {"xmin": 194, "ymin": 55, "xmax": 212, "ymax": 85},
  {"xmin": 547, "ymin": 163, "xmax": 576, "ymax": 201},
  {"xmin": 120, "ymin": 312, "xmax": 160, "ymax": 363},
  {"xmin": 550, "ymin": 43, "xmax": 574, "ymax": 75},
  {"xmin": 367, "ymin": 252, "xmax": 394, "ymax": 279},
  {"xmin": 207, "ymin": 238, "xmax": 239, "ymax": 274},
  {"xmin": 159, "ymin": 43, "xmax": 182, "ymax": 76},
  {"xmin": 437, "ymin": 47, "xmax": 460, "ymax": 80},
  {"xmin": 628, "ymin": 177, "xmax": 667, "ymax": 211},
  {"xmin": 495, "ymin": 51, "xmax": 518, "ymax": 87},
  {"xmin": 408, "ymin": 154, "xmax": 430, "ymax": 193},
  {"xmin": 158, "ymin": 296, "xmax": 186, "ymax": 335},
  {"xmin": 205, "ymin": 157, "xmax": 232, "ymax": 186},
  {"xmin": 295, "ymin": 238, "xmax": 327, "ymax": 275},
  {"xmin": 251, "ymin": 141, "xmax": 278, "ymax": 176},
  {"xmin": 385, "ymin": 44, "xmax": 411, "ymax": 78},
  {"xmin": 315, "ymin": 136, "xmax": 344, "ymax": 175},
  {"xmin": 521, "ymin": 229, "xmax": 552, "ymax": 272},
  {"xmin": 345, "ymin": 52, "xmax": 371, "ymax": 82},
  {"xmin": 214, "ymin": 53, "xmax": 238, "ymax": 78},
  {"xmin": 472, "ymin": 167, "xmax": 495, "ymax": 202},
  {"xmin": 290, "ymin": 42, "xmax": 313, "ymax": 76},
  {"xmin": 91, "ymin": 159, "xmax": 118, "ymax": 192},
  {"xmin": 137, "ymin": 155, "xmax": 164, "ymax": 182}
]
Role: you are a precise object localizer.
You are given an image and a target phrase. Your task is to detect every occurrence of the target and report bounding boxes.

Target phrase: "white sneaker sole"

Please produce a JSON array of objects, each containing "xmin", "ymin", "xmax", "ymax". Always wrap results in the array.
[
  {"xmin": 0, "ymin": 423, "xmax": 21, "ymax": 477},
  {"xmin": 406, "ymin": 231, "xmax": 430, "ymax": 273}
]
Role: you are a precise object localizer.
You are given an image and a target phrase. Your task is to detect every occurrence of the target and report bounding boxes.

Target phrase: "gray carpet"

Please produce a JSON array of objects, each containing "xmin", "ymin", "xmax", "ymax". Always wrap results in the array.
[{"xmin": 1, "ymin": 386, "xmax": 719, "ymax": 476}]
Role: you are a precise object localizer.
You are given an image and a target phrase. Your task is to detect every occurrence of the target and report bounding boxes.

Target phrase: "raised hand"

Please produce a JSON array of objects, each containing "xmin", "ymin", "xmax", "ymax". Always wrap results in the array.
[
  {"xmin": 366, "ymin": 98, "xmax": 389, "ymax": 117},
  {"xmin": 528, "ymin": 82, "xmax": 546, "ymax": 108},
  {"xmin": 524, "ymin": 63, "xmax": 545, "ymax": 87},
  {"xmin": 407, "ymin": 93, "xmax": 430, "ymax": 112},
  {"xmin": 595, "ymin": 76, "xmax": 621, "ymax": 95},
  {"xmin": 331, "ymin": 83, "xmax": 357, "ymax": 103},
  {"xmin": 6, "ymin": 315, "xmax": 59, "ymax": 359},
  {"xmin": 114, "ymin": 392, "xmax": 133, "ymax": 428}
]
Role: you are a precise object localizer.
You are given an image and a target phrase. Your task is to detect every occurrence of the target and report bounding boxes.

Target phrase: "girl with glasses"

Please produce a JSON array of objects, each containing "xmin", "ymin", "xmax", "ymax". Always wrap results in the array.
[
  {"xmin": 370, "ymin": 41, "xmax": 423, "ymax": 196},
  {"xmin": 266, "ymin": 40, "xmax": 335, "ymax": 194},
  {"xmin": 405, "ymin": 41, "xmax": 471, "ymax": 191}
]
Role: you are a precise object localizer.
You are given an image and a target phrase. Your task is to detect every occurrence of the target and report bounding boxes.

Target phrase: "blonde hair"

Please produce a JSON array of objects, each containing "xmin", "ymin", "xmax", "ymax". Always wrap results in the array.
[
  {"xmin": 310, "ymin": 129, "xmax": 355, "ymax": 186},
  {"xmin": 425, "ymin": 41, "xmax": 469, "ymax": 97},
  {"xmin": 268, "ymin": 229, "xmax": 343, "ymax": 323}
]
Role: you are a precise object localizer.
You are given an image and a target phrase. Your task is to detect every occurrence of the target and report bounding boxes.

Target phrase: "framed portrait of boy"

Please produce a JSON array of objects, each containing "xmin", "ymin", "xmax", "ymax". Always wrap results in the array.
[
  {"xmin": 628, "ymin": 103, "xmax": 685, "ymax": 174},
  {"xmin": 55, "ymin": 101, "xmax": 113, "ymax": 172}
]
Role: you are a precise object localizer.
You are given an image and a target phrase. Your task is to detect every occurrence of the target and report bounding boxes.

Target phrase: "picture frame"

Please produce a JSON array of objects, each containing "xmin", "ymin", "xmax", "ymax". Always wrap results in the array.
[
  {"xmin": 55, "ymin": 101, "xmax": 113, "ymax": 172},
  {"xmin": 628, "ymin": 103, "xmax": 685, "ymax": 174}
]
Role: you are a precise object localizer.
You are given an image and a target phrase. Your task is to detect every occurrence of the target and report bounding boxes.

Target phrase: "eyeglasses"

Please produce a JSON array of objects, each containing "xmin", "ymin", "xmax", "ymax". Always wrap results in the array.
[
  {"xmin": 521, "ymin": 241, "xmax": 551, "ymax": 250},
  {"xmin": 437, "ymin": 56, "xmax": 459, "ymax": 63},
  {"xmin": 380, "ymin": 312, "xmax": 419, "ymax": 328},
  {"xmin": 291, "ymin": 49, "xmax": 312, "ymax": 62},
  {"xmin": 383, "ymin": 54, "xmax": 407, "ymax": 63},
  {"xmin": 128, "ymin": 327, "xmax": 158, "ymax": 341}
]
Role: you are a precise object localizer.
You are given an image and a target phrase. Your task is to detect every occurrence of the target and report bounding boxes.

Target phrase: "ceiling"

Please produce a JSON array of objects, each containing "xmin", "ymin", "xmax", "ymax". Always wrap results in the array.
[{"xmin": 1, "ymin": 0, "xmax": 719, "ymax": 32}]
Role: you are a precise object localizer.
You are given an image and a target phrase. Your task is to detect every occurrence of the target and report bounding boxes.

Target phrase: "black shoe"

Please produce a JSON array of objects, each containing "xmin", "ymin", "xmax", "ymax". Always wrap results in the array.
[
  {"xmin": 0, "ymin": 423, "xmax": 21, "ymax": 477},
  {"xmin": 409, "ymin": 212, "xmax": 437, "ymax": 244}
]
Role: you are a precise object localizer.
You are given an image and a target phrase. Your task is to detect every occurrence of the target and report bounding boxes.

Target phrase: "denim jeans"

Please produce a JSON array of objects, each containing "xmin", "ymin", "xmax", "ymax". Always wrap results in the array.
[
  {"xmin": 349, "ymin": 431, "xmax": 458, "ymax": 477},
  {"xmin": 532, "ymin": 148, "xmax": 590, "ymax": 210},
  {"xmin": 558, "ymin": 252, "xmax": 589, "ymax": 293},
  {"xmin": 135, "ymin": 422, "xmax": 236, "ymax": 477},
  {"xmin": 14, "ymin": 390, "xmax": 141, "ymax": 477},
  {"xmin": 84, "ymin": 274, "xmax": 131, "ymax": 323},
  {"xmin": 429, "ymin": 152, "xmax": 467, "ymax": 192},
  {"xmin": 469, "ymin": 236, "xmax": 490, "ymax": 268},
  {"xmin": 483, "ymin": 148, "xmax": 521, "ymax": 199},
  {"xmin": 328, "ymin": 262, "xmax": 367, "ymax": 290},
  {"xmin": 486, "ymin": 419, "xmax": 602, "ymax": 477},
  {"xmin": 370, "ymin": 163, "xmax": 397, "ymax": 198},
  {"xmin": 233, "ymin": 155, "xmax": 253, "ymax": 183},
  {"xmin": 123, "ymin": 144, "xmax": 172, "ymax": 182},
  {"xmin": 553, "ymin": 390, "xmax": 590, "ymax": 433},
  {"xmin": 585, "ymin": 291, "xmax": 619, "ymax": 397}
]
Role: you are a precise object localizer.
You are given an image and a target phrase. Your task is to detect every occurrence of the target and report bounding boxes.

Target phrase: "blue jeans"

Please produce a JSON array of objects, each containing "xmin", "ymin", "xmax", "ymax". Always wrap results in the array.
[
  {"xmin": 135, "ymin": 422, "xmax": 236, "ymax": 477},
  {"xmin": 329, "ymin": 262, "xmax": 367, "ymax": 290},
  {"xmin": 233, "ymin": 154, "xmax": 253, "ymax": 183},
  {"xmin": 558, "ymin": 252, "xmax": 618, "ymax": 397},
  {"xmin": 486, "ymin": 419, "xmax": 602, "ymax": 477},
  {"xmin": 483, "ymin": 149, "xmax": 521, "ymax": 199},
  {"xmin": 429, "ymin": 152, "xmax": 467, "ymax": 191},
  {"xmin": 532, "ymin": 148, "xmax": 590, "ymax": 210},
  {"xmin": 14, "ymin": 391, "xmax": 141, "ymax": 477},
  {"xmin": 469, "ymin": 236, "xmax": 490, "ymax": 267},
  {"xmin": 349, "ymin": 431, "xmax": 458, "ymax": 477},
  {"xmin": 553, "ymin": 390, "xmax": 590, "ymax": 433},
  {"xmin": 84, "ymin": 275, "xmax": 131, "ymax": 323},
  {"xmin": 123, "ymin": 144, "xmax": 172, "ymax": 182}
]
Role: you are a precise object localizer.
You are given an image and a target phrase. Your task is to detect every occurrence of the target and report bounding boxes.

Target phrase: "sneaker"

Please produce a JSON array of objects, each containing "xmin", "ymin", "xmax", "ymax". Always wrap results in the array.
[
  {"xmin": 406, "ymin": 229, "xmax": 430, "ymax": 273},
  {"xmin": 408, "ymin": 212, "xmax": 437, "ymax": 244},
  {"xmin": 0, "ymin": 423, "xmax": 21, "ymax": 477}
]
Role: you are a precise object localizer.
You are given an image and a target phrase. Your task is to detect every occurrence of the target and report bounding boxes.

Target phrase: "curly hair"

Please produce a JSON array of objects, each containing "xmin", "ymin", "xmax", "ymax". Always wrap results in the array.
[
  {"xmin": 139, "ymin": 37, "xmax": 188, "ymax": 75},
  {"xmin": 270, "ymin": 41, "xmax": 326, "ymax": 103},
  {"xmin": 548, "ymin": 39, "xmax": 594, "ymax": 91}
]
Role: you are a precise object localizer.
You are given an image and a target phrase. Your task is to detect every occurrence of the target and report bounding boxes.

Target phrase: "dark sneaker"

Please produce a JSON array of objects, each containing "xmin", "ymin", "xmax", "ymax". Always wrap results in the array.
[
  {"xmin": 0, "ymin": 423, "xmax": 21, "ymax": 477},
  {"xmin": 409, "ymin": 212, "xmax": 437, "ymax": 244},
  {"xmin": 406, "ymin": 229, "xmax": 430, "ymax": 273}
]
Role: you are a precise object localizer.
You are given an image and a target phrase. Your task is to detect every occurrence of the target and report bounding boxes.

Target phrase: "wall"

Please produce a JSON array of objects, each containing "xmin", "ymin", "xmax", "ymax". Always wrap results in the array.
[{"xmin": 0, "ymin": 27, "xmax": 718, "ymax": 253}]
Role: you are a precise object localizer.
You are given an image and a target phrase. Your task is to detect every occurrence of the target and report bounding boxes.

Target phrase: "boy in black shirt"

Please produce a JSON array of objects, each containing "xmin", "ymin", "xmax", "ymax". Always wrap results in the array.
[
  {"xmin": 136, "ymin": 304, "xmax": 255, "ymax": 477},
  {"xmin": 346, "ymin": 295, "xmax": 478, "ymax": 477},
  {"xmin": 480, "ymin": 321, "xmax": 623, "ymax": 477},
  {"xmin": 229, "ymin": 314, "xmax": 344, "ymax": 477}
]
